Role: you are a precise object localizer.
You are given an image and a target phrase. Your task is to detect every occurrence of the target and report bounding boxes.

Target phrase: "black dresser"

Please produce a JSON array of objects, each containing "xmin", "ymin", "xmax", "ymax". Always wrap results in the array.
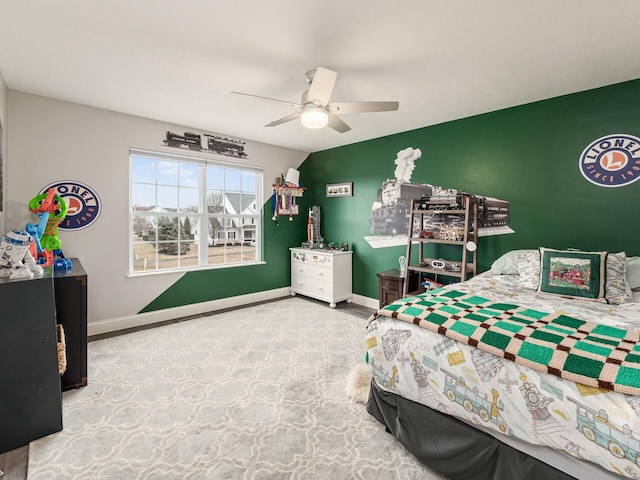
[
  {"xmin": 0, "ymin": 274, "xmax": 63, "ymax": 453},
  {"xmin": 0, "ymin": 258, "xmax": 87, "ymax": 453}
]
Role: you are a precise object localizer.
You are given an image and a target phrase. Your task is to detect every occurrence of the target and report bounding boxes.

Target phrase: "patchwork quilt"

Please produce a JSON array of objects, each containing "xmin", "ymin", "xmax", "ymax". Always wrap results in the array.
[
  {"xmin": 372, "ymin": 289, "xmax": 640, "ymax": 396},
  {"xmin": 366, "ymin": 273, "xmax": 640, "ymax": 479}
]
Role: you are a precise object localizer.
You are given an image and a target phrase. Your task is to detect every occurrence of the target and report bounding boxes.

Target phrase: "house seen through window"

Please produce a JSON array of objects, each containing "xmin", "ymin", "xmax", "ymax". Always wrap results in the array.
[{"xmin": 129, "ymin": 148, "xmax": 262, "ymax": 273}]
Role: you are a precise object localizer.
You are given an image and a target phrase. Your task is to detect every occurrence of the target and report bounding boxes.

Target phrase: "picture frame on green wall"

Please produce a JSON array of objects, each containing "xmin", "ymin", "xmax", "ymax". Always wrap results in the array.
[{"xmin": 326, "ymin": 182, "xmax": 353, "ymax": 197}]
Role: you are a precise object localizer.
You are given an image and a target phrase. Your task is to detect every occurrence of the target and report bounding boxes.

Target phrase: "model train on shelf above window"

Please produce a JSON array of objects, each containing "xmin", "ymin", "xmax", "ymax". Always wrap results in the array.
[{"xmin": 163, "ymin": 131, "xmax": 248, "ymax": 158}]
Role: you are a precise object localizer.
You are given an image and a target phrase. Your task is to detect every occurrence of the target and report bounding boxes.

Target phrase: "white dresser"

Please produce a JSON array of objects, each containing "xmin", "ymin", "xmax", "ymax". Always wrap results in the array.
[{"xmin": 290, "ymin": 248, "xmax": 353, "ymax": 308}]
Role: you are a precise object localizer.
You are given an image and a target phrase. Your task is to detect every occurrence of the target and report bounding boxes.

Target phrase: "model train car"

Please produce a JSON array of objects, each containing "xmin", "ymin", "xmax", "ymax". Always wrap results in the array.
[
  {"xmin": 204, "ymin": 134, "xmax": 248, "ymax": 158},
  {"xmin": 163, "ymin": 131, "xmax": 203, "ymax": 150},
  {"xmin": 163, "ymin": 131, "xmax": 248, "ymax": 158}
]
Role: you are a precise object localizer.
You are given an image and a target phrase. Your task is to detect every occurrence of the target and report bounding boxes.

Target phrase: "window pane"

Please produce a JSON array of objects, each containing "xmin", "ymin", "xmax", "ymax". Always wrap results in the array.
[
  {"xmin": 179, "ymin": 162, "xmax": 198, "ymax": 188},
  {"xmin": 132, "ymin": 243, "xmax": 155, "ymax": 272},
  {"xmin": 207, "ymin": 166, "xmax": 225, "ymax": 190},
  {"xmin": 157, "ymin": 160, "xmax": 179, "ymax": 186},
  {"xmin": 132, "ymin": 214, "xmax": 156, "ymax": 241},
  {"xmin": 180, "ymin": 216, "xmax": 198, "ymax": 243},
  {"xmin": 132, "ymin": 184, "xmax": 156, "ymax": 210},
  {"xmin": 181, "ymin": 242, "xmax": 199, "ymax": 268},
  {"xmin": 158, "ymin": 216, "xmax": 179, "ymax": 242},
  {"xmin": 157, "ymin": 186, "xmax": 178, "ymax": 210},
  {"xmin": 225, "ymin": 169, "xmax": 241, "ymax": 192},
  {"xmin": 206, "ymin": 215, "xmax": 223, "ymax": 246},
  {"xmin": 178, "ymin": 187, "xmax": 198, "ymax": 212},
  {"xmin": 158, "ymin": 246, "xmax": 180, "ymax": 269},
  {"xmin": 239, "ymin": 193, "xmax": 257, "ymax": 214},
  {"xmin": 241, "ymin": 171, "xmax": 256, "ymax": 193},
  {"xmin": 131, "ymin": 156, "xmax": 156, "ymax": 183},
  {"xmin": 207, "ymin": 190, "xmax": 224, "ymax": 213}
]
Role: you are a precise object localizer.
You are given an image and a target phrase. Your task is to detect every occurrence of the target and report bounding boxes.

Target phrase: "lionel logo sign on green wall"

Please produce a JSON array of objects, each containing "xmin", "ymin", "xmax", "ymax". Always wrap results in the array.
[{"xmin": 579, "ymin": 134, "xmax": 640, "ymax": 187}]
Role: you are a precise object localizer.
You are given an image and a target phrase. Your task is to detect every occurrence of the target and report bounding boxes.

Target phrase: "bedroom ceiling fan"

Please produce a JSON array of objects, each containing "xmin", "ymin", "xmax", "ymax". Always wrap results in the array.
[{"xmin": 231, "ymin": 67, "xmax": 399, "ymax": 133}]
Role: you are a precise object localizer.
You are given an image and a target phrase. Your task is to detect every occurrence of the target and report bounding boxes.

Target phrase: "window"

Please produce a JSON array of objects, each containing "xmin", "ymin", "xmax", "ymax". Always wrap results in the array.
[{"xmin": 129, "ymin": 149, "xmax": 262, "ymax": 274}]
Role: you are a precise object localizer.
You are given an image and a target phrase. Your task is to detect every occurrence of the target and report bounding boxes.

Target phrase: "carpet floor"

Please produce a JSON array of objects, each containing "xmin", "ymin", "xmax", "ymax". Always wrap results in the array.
[{"xmin": 28, "ymin": 297, "xmax": 447, "ymax": 479}]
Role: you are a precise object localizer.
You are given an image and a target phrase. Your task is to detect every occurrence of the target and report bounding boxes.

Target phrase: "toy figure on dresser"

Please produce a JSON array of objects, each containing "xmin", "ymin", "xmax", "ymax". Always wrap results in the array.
[
  {"xmin": 301, "ymin": 205, "xmax": 325, "ymax": 249},
  {"xmin": 26, "ymin": 187, "xmax": 72, "ymax": 271},
  {"xmin": 0, "ymin": 229, "xmax": 43, "ymax": 279}
]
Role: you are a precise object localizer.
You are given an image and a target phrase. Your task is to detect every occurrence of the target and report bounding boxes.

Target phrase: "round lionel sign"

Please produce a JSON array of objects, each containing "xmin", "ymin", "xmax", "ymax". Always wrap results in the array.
[
  {"xmin": 579, "ymin": 134, "xmax": 640, "ymax": 187},
  {"xmin": 40, "ymin": 180, "xmax": 101, "ymax": 230}
]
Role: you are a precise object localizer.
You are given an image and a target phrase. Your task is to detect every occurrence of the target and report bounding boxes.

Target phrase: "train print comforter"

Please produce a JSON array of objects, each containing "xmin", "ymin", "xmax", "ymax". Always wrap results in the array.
[{"xmin": 365, "ymin": 272, "xmax": 640, "ymax": 479}]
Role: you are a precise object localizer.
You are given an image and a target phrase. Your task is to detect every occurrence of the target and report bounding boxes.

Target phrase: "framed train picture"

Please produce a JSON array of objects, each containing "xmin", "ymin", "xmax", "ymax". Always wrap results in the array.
[{"xmin": 326, "ymin": 182, "xmax": 353, "ymax": 197}]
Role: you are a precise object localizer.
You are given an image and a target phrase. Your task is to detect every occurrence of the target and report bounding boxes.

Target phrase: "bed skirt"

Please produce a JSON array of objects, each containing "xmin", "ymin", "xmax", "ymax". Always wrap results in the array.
[{"xmin": 366, "ymin": 379, "xmax": 577, "ymax": 480}]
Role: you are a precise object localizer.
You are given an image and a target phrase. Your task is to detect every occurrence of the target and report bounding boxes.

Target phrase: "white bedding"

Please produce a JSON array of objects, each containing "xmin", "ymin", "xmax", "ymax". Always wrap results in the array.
[{"xmin": 366, "ymin": 272, "xmax": 640, "ymax": 479}]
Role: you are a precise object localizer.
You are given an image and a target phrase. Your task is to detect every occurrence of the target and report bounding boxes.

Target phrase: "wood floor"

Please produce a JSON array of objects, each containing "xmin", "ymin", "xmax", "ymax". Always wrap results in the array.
[
  {"xmin": 0, "ymin": 297, "xmax": 374, "ymax": 479},
  {"xmin": 0, "ymin": 446, "xmax": 28, "ymax": 480}
]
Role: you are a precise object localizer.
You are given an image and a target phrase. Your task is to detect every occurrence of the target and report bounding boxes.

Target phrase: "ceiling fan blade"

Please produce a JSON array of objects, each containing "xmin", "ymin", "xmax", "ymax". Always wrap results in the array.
[
  {"xmin": 330, "ymin": 101, "xmax": 399, "ymax": 114},
  {"xmin": 307, "ymin": 67, "xmax": 337, "ymax": 106},
  {"xmin": 327, "ymin": 114, "xmax": 351, "ymax": 133},
  {"xmin": 230, "ymin": 91, "xmax": 302, "ymax": 108},
  {"xmin": 265, "ymin": 111, "xmax": 301, "ymax": 127}
]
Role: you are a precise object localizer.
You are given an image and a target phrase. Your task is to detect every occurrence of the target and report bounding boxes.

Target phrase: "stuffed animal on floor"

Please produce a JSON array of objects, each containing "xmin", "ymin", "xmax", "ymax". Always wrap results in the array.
[{"xmin": 345, "ymin": 363, "xmax": 373, "ymax": 404}]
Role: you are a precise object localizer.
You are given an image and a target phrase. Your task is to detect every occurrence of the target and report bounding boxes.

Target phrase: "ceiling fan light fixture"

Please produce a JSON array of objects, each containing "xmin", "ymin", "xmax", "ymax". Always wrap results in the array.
[{"xmin": 300, "ymin": 106, "xmax": 328, "ymax": 129}]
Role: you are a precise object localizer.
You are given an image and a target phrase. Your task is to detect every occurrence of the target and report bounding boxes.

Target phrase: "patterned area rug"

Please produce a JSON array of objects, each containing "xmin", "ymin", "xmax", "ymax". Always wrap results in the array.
[{"xmin": 28, "ymin": 297, "xmax": 447, "ymax": 480}]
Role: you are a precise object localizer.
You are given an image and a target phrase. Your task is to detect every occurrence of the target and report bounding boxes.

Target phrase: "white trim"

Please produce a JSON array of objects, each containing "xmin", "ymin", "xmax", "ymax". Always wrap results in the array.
[
  {"xmin": 352, "ymin": 293, "xmax": 379, "ymax": 310},
  {"xmin": 88, "ymin": 289, "xmax": 380, "ymax": 336},
  {"xmin": 88, "ymin": 287, "xmax": 291, "ymax": 336}
]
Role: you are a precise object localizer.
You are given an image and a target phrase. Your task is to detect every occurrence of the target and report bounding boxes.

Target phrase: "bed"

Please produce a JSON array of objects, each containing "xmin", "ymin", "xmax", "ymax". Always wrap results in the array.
[{"xmin": 365, "ymin": 248, "xmax": 640, "ymax": 480}]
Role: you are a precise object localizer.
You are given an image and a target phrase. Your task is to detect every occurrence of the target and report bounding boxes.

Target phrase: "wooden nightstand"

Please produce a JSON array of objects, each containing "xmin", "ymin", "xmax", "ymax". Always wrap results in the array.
[{"xmin": 377, "ymin": 268, "xmax": 419, "ymax": 309}]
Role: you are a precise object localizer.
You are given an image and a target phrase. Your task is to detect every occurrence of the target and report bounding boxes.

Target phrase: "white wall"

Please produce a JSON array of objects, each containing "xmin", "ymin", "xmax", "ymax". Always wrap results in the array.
[{"xmin": 6, "ymin": 91, "xmax": 308, "ymax": 325}]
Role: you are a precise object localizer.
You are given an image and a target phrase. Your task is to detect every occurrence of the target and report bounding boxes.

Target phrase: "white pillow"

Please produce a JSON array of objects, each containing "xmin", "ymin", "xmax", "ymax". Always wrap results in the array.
[
  {"xmin": 626, "ymin": 257, "xmax": 640, "ymax": 290},
  {"xmin": 490, "ymin": 249, "xmax": 538, "ymax": 275}
]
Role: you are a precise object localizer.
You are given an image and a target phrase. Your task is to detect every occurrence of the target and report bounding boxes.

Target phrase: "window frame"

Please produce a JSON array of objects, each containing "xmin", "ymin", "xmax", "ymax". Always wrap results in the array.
[{"xmin": 128, "ymin": 148, "xmax": 263, "ymax": 276}]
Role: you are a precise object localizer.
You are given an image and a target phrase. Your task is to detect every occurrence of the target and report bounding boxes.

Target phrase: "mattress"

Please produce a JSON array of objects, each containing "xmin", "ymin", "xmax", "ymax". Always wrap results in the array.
[{"xmin": 365, "ymin": 272, "xmax": 640, "ymax": 479}]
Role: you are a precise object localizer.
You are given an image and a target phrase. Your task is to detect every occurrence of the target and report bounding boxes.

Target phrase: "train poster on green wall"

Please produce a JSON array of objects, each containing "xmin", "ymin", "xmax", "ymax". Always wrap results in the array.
[{"xmin": 366, "ymin": 147, "xmax": 513, "ymax": 249}]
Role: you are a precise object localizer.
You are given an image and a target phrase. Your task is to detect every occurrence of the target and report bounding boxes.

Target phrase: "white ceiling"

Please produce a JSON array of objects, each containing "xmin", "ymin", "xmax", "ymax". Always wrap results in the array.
[{"xmin": 1, "ymin": 1, "xmax": 640, "ymax": 154}]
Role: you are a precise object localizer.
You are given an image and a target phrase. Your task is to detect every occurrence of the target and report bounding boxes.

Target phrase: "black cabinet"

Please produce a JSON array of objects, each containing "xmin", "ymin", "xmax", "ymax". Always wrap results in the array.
[
  {"xmin": 53, "ymin": 258, "xmax": 87, "ymax": 390},
  {"xmin": 0, "ymin": 275, "xmax": 63, "ymax": 454}
]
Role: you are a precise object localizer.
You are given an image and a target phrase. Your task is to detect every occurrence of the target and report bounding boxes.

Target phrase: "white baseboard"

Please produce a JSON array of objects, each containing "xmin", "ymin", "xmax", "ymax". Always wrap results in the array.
[
  {"xmin": 88, "ymin": 287, "xmax": 292, "ymax": 336},
  {"xmin": 88, "ymin": 288, "xmax": 380, "ymax": 337},
  {"xmin": 351, "ymin": 293, "xmax": 379, "ymax": 310}
]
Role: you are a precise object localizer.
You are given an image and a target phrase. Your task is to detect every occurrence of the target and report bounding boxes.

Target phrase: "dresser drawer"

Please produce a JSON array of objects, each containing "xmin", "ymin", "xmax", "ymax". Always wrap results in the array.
[
  {"xmin": 291, "ymin": 249, "xmax": 332, "ymax": 268},
  {"xmin": 291, "ymin": 276, "xmax": 334, "ymax": 298},
  {"xmin": 291, "ymin": 263, "xmax": 332, "ymax": 281}
]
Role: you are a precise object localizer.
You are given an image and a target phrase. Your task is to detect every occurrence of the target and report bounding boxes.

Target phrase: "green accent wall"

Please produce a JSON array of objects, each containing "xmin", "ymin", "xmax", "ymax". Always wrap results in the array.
[
  {"xmin": 142, "ymin": 78, "xmax": 640, "ymax": 312},
  {"xmin": 301, "ymin": 78, "xmax": 640, "ymax": 301}
]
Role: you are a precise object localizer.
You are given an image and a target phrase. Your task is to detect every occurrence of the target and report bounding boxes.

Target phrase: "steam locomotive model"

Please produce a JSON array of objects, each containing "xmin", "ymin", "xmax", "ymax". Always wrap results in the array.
[{"xmin": 163, "ymin": 131, "xmax": 248, "ymax": 158}]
